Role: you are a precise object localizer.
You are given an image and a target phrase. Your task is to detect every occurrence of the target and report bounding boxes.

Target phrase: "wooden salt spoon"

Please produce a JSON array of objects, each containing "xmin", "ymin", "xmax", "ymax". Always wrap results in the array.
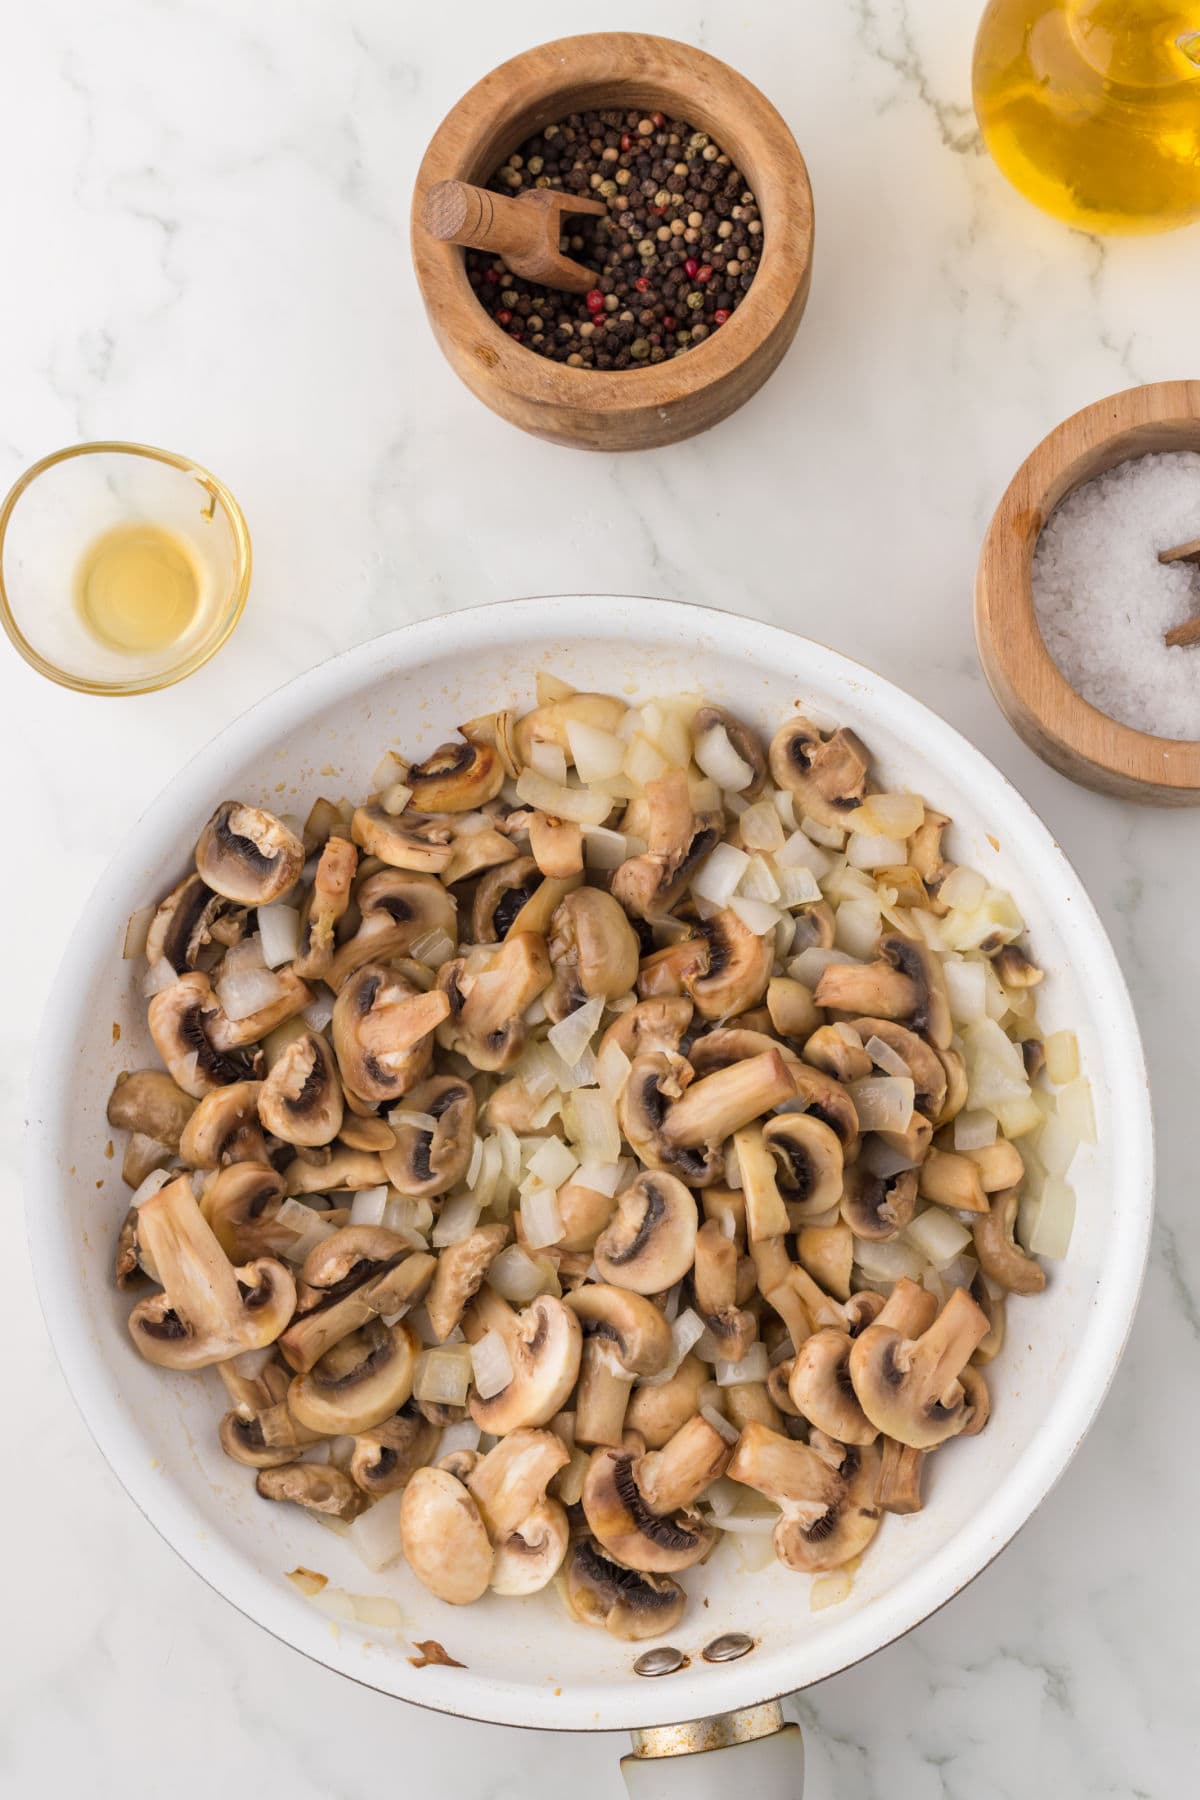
[
  {"xmin": 1159, "ymin": 537, "xmax": 1200, "ymax": 647},
  {"xmin": 422, "ymin": 180, "xmax": 608, "ymax": 294}
]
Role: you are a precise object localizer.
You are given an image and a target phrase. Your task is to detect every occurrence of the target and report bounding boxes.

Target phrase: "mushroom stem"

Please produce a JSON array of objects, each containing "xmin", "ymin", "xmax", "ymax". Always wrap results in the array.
[
  {"xmin": 638, "ymin": 1414, "xmax": 731, "ymax": 1514},
  {"xmin": 467, "ymin": 1427, "xmax": 570, "ymax": 1539},
  {"xmin": 902, "ymin": 1287, "xmax": 990, "ymax": 1405},
  {"xmin": 876, "ymin": 1437, "xmax": 925, "ymax": 1513},
  {"xmin": 662, "ymin": 1051, "xmax": 795, "ymax": 1148},
  {"xmin": 875, "ymin": 1276, "xmax": 939, "ymax": 1339},
  {"xmin": 575, "ymin": 1337, "xmax": 637, "ymax": 1447}
]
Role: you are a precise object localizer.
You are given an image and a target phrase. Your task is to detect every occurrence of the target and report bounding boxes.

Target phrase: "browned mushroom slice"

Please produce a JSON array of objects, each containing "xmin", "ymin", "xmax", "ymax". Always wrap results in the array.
[
  {"xmin": 526, "ymin": 811, "xmax": 583, "ymax": 881},
  {"xmin": 280, "ymin": 1227, "xmax": 435, "ymax": 1372},
  {"xmin": 581, "ymin": 1418, "xmax": 727, "ymax": 1575},
  {"xmin": 257, "ymin": 1464, "xmax": 368, "ymax": 1520},
  {"xmin": 970, "ymin": 1272, "xmax": 1006, "ymax": 1365},
  {"xmin": 332, "ymin": 963, "xmax": 450, "ymax": 1105},
  {"xmin": 466, "ymin": 1428, "xmax": 570, "ymax": 1542},
  {"xmin": 768, "ymin": 719, "xmax": 870, "ymax": 828},
  {"xmin": 327, "ymin": 868, "xmax": 457, "ymax": 990},
  {"xmin": 762, "ymin": 1113, "xmax": 845, "ymax": 1219},
  {"xmin": 436, "ymin": 931, "xmax": 551, "ymax": 1071},
  {"xmin": 814, "ymin": 936, "xmax": 951, "ymax": 1050},
  {"xmin": 490, "ymin": 1498, "xmax": 571, "ymax": 1596},
  {"xmin": 146, "ymin": 872, "xmax": 233, "ymax": 974},
  {"xmin": 425, "ymin": 1223, "xmax": 509, "ymax": 1342},
  {"xmin": 692, "ymin": 704, "xmax": 767, "ymax": 799},
  {"xmin": 200, "ymin": 1162, "xmax": 290, "ymax": 1260},
  {"xmin": 258, "ymin": 1030, "xmax": 343, "ymax": 1148},
  {"xmin": 917, "ymin": 1147, "xmax": 989, "ymax": 1214},
  {"xmin": 473, "ymin": 856, "xmax": 547, "ymax": 943},
  {"xmin": 875, "ymin": 1436, "xmax": 926, "ymax": 1513},
  {"xmin": 283, "ymin": 1145, "xmax": 385, "ymax": 1195},
  {"xmin": 684, "ymin": 907, "xmax": 774, "ymax": 1020},
  {"xmin": 350, "ymin": 1401, "xmax": 439, "ymax": 1496},
  {"xmin": 611, "ymin": 768, "xmax": 721, "ymax": 921},
  {"xmin": 128, "ymin": 1174, "xmax": 296, "ymax": 1370},
  {"xmin": 381, "ymin": 1075, "xmax": 475, "ymax": 1197},
  {"xmin": 661, "ymin": 1049, "xmax": 795, "ymax": 1152},
  {"xmin": 691, "ymin": 1220, "xmax": 757, "ymax": 1362},
  {"xmin": 287, "ymin": 1319, "xmax": 421, "ymax": 1436},
  {"xmin": 766, "ymin": 976, "xmax": 822, "ymax": 1042},
  {"xmin": 544, "ymin": 888, "xmax": 640, "ymax": 1022},
  {"xmin": 625, "ymin": 1354, "xmax": 709, "ymax": 1450},
  {"xmin": 563, "ymin": 1536, "xmax": 686, "ymax": 1640},
  {"xmin": 178, "ymin": 1080, "xmax": 267, "ymax": 1168},
  {"xmin": 910, "ymin": 809, "xmax": 951, "ymax": 895},
  {"xmin": 148, "ymin": 972, "xmax": 259, "ymax": 1098},
  {"xmin": 597, "ymin": 996, "xmax": 693, "ymax": 1062},
  {"xmin": 803, "ymin": 1023, "xmax": 872, "ymax": 1084},
  {"xmin": 841, "ymin": 1161, "xmax": 918, "ymax": 1240},
  {"xmin": 849, "ymin": 1282, "xmax": 989, "ymax": 1449},
  {"xmin": 728, "ymin": 1421, "xmax": 882, "ymax": 1572},
  {"xmin": 405, "ymin": 737, "xmax": 505, "ymax": 813},
  {"xmin": 195, "ymin": 801, "xmax": 305, "ymax": 905},
  {"xmin": 464, "ymin": 1289, "xmax": 582, "ymax": 1435},
  {"xmin": 972, "ymin": 1186, "xmax": 1046, "ymax": 1295},
  {"xmin": 107, "ymin": 1069, "xmax": 198, "ymax": 1163},
  {"xmin": 592, "ymin": 1171, "xmax": 699, "ymax": 1296},
  {"xmin": 350, "ymin": 804, "xmax": 455, "ymax": 875},
  {"xmin": 293, "ymin": 835, "xmax": 357, "ymax": 979},
  {"xmin": 400, "ymin": 1465, "xmax": 494, "ymax": 1604},
  {"xmin": 565, "ymin": 1285, "xmax": 674, "ymax": 1445},
  {"xmin": 789, "ymin": 1329, "xmax": 878, "ymax": 1445}
]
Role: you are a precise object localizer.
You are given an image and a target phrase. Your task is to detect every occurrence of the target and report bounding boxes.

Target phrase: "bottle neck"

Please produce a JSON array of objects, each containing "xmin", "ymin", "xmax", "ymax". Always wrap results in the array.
[{"xmin": 1067, "ymin": 0, "xmax": 1200, "ymax": 84}]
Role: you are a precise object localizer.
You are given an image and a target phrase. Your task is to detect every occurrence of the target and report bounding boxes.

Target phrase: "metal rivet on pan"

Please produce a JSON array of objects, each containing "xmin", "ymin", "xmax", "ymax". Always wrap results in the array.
[
  {"xmin": 702, "ymin": 1632, "xmax": 755, "ymax": 1664},
  {"xmin": 633, "ymin": 1645, "xmax": 686, "ymax": 1677}
]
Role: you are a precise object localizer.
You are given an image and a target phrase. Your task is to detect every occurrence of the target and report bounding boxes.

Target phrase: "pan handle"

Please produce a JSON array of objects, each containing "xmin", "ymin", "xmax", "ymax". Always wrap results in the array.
[{"xmin": 620, "ymin": 1702, "xmax": 803, "ymax": 1797}]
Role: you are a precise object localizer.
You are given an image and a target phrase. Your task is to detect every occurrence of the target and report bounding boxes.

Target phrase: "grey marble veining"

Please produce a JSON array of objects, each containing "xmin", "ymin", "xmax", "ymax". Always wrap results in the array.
[{"xmin": 2, "ymin": 1, "xmax": 1198, "ymax": 1794}]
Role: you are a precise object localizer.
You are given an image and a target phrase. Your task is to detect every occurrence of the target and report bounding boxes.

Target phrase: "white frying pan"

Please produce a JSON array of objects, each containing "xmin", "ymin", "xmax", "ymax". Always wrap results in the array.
[{"xmin": 26, "ymin": 598, "xmax": 1152, "ymax": 1796}]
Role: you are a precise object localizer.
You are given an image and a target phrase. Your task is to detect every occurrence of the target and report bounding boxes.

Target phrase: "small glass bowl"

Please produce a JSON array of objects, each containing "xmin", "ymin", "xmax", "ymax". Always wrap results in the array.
[{"xmin": 0, "ymin": 442, "xmax": 251, "ymax": 695}]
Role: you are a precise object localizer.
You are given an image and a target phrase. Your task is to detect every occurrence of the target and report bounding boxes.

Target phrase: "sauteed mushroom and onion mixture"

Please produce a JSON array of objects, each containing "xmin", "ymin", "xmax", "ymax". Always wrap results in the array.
[{"xmin": 108, "ymin": 678, "xmax": 1091, "ymax": 1635}]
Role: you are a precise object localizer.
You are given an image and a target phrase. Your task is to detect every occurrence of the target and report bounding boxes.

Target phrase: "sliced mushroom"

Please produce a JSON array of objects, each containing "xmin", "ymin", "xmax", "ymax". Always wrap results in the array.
[
  {"xmin": 910, "ymin": 809, "xmax": 951, "ymax": 895},
  {"xmin": 350, "ymin": 1402, "xmax": 439, "ymax": 1496},
  {"xmin": 219, "ymin": 1408, "xmax": 304, "ymax": 1471},
  {"xmin": 293, "ymin": 835, "xmax": 358, "ymax": 980},
  {"xmin": 178, "ymin": 1080, "xmax": 267, "ymax": 1168},
  {"xmin": 994, "ymin": 945, "xmax": 1042, "ymax": 988},
  {"xmin": 205, "ymin": 964, "xmax": 313, "ymax": 1052},
  {"xmin": 691, "ymin": 1220, "xmax": 757, "ymax": 1361},
  {"xmin": 728, "ymin": 1421, "xmax": 882, "ymax": 1572},
  {"xmin": 400, "ymin": 1465, "xmax": 494, "ymax": 1604},
  {"xmin": 597, "ymin": 996, "xmax": 693, "ymax": 1061},
  {"xmin": 287, "ymin": 1319, "xmax": 420, "ymax": 1435},
  {"xmin": 796, "ymin": 1222, "xmax": 853, "ymax": 1301},
  {"xmin": 875, "ymin": 1436, "xmax": 925, "ymax": 1513},
  {"xmin": 918, "ymin": 1147, "xmax": 989, "ymax": 1214},
  {"xmin": 200, "ymin": 1162, "xmax": 289, "ymax": 1259},
  {"xmin": 618, "ymin": 1053, "xmax": 720, "ymax": 1187},
  {"xmin": 327, "ymin": 868, "xmax": 457, "ymax": 990},
  {"xmin": 803, "ymin": 1024, "xmax": 872, "ymax": 1084},
  {"xmin": 625, "ymin": 1353, "xmax": 709, "ymax": 1450},
  {"xmin": 814, "ymin": 936, "xmax": 951, "ymax": 1050},
  {"xmin": 970, "ymin": 1272, "xmax": 1006, "ymax": 1364},
  {"xmin": 565, "ymin": 1285, "xmax": 673, "ymax": 1445},
  {"xmin": 437, "ymin": 931, "xmax": 551, "ymax": 1071},
  {"xmin": 581, "ymin": 1435, "xmax": 720, "ymax": 1575},
  {"xmin": 841, "ymin": 1161, "xmax": 918, "ymax": 1240},
  {"xmin": 958, "ymin": 1364, "xmax": 990, "ymax": 1435},
  {"xmin": 464, "ymin": 1289, "xmax": 582, "ymax": 1434},
  {"xmin": 545, "ymin": 888, "xmax": 640, "ymax": 1022},
  {"xmin": 768, "ymin": 719, "xmax": 870, "ymax": 828},
  {"xmin": 563, "ymin": 1536, "xmax": 686, "ymax": 1640},
  {"xmin": 490, "ymin": 1499, "xmax": 570, "ymax": 1595},
  {"xmin": 195, "ymin": 801, "xmax": 304, "ymax": 905},
  {"xmin": 528, "ymin": 811, "xmax": 584, "ymax": 880},
  {"xmin": 766, "ymin": 976, "xmax": 822, "ymax": 1043},
  {"xmin": 965, "ymin": 1138, "xmax": 1025, "ymax": 1193},
  {"xmin": 637, "ymin": 935, "xmax": 710, "ymax": 1001},
  {"xmin": 128, "ymin": 1174, "xmax": 296, "ymax": 1370},
  {"xmin": 473, "ymin": 857, "xmax": 551, "ymax": 942},
  {"xmin": 611, "ymin": 769, "xmax": 721, "ymax": 920},
  {"xmin": 683, "ymin": 907, "xmax": 774, "ymax": 1020},
  {"xmin": 350, "ymin": 804, "xmax": 454, "ymax": 875},
  {"xmin": 692, "ymin": 704, "xmax": 767, "ymax": 800},
  {"xmin": 556, "ymin": 1178, "xmax": 618, "ymax": 1253},
  {"xmin": 592, "ymin": 1171, "xmax": 698, "ymax": 1296},
  {"xmin": 148, "ymin": 972, "xmax": 258, "ymax": 1098},
  {"xmin": 854, "ymin": 1017, "xmax": 948, "ymax": 1119},
  {"xmin": 107, "ymin": 1069, "xmax": 197, "ymax": 1150},
  {"xmin": 332, "ymin": 963, "xmax": 450, "ymax": 1105},
  {"xmin": 279, "ymin": 1226, "xmax": 434, "ymax": 1371},
  {"xmin": 762, "ymin": 1113, "xmax": 845, "ymax": 1219},
  {"xmin": 256, "ymin": 1463, "xmax": 367, "ymax": 1520},
  {"xmin": 381, "ymin": 1075, "xmax": 475, "ymax": 1197},
  {"xmin": 660, "ymin": 1050, "xmax": 796, "ymax": 1151},
  {"xmin": 257, "ymin": 1030, "xmax": 343, "ymax": 1147},
  {"xmin": 849, "ymin": 1283, "xmax": 989, "ymax": 1449},
  {"xmin": 146, "ymin": 872, "xmax": 232, "ymax": 974},
  {"xmin": 283, "ymin": 1145, "xmax": 385, "ymax": 1195},
  {"xmin": 972, "ymin": 1186, "xmax": 1046, "ymax": 1295},
  {"xmin": 466, "ymin": 1427, "xmax": 569, "ymax": 1562},
  {"xmin": 405, "ymin": 737, "xmax": 505, "ymax": 813},
  {"xmin": 425, "ymin": 1222, "xmax": 509, "ymax": 1341},
  {"xmin": 514, "ymin": 692, "xmax": 627, "ymax": 765},
  {"xmin": 789, "ymin": 1330, "xmax": 878, "ymax": 1445}
]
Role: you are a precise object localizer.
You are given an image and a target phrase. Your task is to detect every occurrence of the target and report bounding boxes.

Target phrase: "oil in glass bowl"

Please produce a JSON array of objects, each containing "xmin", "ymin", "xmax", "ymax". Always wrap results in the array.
[
  {"xmin": 973, "ymin": 0, "xmax": 1200, "ymax": 233},
  {"xmin": 76, "ymin": 522, "xmax": 203, "ymax": 654}
]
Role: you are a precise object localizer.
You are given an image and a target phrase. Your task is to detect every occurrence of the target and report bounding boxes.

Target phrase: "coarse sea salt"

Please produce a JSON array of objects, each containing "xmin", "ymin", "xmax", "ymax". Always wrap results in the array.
[{"xmin": 1032, "ymin": 451, "xmax": 1200, "ymax": 741}]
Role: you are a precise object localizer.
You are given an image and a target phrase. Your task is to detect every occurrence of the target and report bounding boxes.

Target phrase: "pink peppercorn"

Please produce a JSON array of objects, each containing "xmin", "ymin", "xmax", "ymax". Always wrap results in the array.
[
  {"xmin": 495, "ymin": 308, "xmax": 512, "ymax": 326},
  {"xmin": 713, "ymin": 308, "xmax": 731, "ymax": 325},
  {"xmin": 684, "ymin": 257, "xmax": 699, "ymax": 278},
  {"xmin": 635, "ymin": 276, "xmax": 651, "ymax": 293},
  {"xmin": 585, "ymin": 289, "xmax": 605, "ymax": 312},
  {"xmin": 697, "ymin": 264, "xmax": 713, "ymax": 282}
]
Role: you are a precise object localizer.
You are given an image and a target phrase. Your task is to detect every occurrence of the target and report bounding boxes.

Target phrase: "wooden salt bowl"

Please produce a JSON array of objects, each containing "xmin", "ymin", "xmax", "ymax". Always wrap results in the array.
[
  {"xmin": 410, "ymin": 33, "xmax": 814, "ymax": 452},
  {"xmin": 976, "ymin": 380, "xmax": 1200, "ymax": 805}
]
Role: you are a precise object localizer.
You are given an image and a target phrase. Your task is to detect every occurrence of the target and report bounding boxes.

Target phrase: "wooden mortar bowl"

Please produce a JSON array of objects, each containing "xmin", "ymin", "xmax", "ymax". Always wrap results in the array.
[
  {"xmin": 410, "ymin": 33, "xmax": 814, "ymax": 452},
  {"xmin": 976, "ymin": 380, "xmax": 1200, "ymax": 805}
]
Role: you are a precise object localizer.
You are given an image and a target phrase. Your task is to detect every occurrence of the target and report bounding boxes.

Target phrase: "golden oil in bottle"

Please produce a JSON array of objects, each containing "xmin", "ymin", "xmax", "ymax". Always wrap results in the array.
[
  {"xmin": 973, "ymin": 0, "xmax": 1200, "ymax": 233},
  {"xmin": 75, "ymin": 521, "xmax": 202, "ymax": 654}
]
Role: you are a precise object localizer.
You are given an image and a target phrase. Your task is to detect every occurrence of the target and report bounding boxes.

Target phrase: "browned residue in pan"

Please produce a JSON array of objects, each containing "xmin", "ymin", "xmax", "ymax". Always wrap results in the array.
[{"xmin": 408, "ymin": 1639, "xmax": 467, "ymax": 1670}]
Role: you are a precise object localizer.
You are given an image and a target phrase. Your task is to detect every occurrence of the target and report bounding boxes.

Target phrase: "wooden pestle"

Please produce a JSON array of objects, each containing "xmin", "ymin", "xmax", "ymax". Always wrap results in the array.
[
  {"xmin": 422, "ymin": 179, "xmax": 608, "ymax": 294},
  {"xmin": 1159, "ymin": 537, "xmax": 1200, "ymax": 647}
]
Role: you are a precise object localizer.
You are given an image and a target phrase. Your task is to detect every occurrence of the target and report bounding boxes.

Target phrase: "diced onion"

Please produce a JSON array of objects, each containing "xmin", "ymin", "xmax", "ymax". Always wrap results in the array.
[
  {"xmin": 432, "ymin": 1192, "xmax": 482, "ymax": 1247},
  {"xmin": 525, "ymin": 1137, "xmax": 579, "ymax": 1189},
  {"xmin": 853, "ymin": 792, "xmax": 925, "ymax": 838},
  {"xmin": 788, "ymin": 946, "xmax": 859, "ymax": 987},
  {"xmin": 409, "ymin": 928, "xmax": 456, "ymax": 968},
  {"xmin": 729, "ymin": 896, "xmax": 782, "ymax": 936},
  {"xmin": 379, "ymin": 781, "xmax": 412, "ymax": 816},
  {"xmin": 775, "ymin": 865, "xmax": 822, "ymax": 909},
  {"xmin": 488, "ymin": 1244, "xmax": 549, "ymax": 1303},
  {"xmin": 413, "ymin": 1344, "xmax": 473, "ymax": 1405},
  {"xmin": 216, "ymin": 955, "xmax": 287, "ymax": 1022},
  {"xmin": 371, "ymin": 750, "xmax": 407, "ymax": 793},
  {"xmin": 692, "ymin": 841, "xmax": 749, "ymax": 907},
  {"xmin": 514, "ymin": 768, "xmax": 612, "ymax": 826},
  {"xmin": 847, "ymin": 832, "xmax": 907, "ymax": 871},
  {"xmin": 835, "ymin": 899, "xmax": 882, "ymax": 960},
  {"xmin": 810, "ymin": 1570, "xmax": 853, "ymax": 1611},
  {"xmin": 258, "ymin": 903, "xmax": 301, "ymax": 968},
  {"xmin": 564, "ymin": 1088, "xmax": 621, "ymax": 1163},
  {"xmin": 142, "ymin": 956, "xmax": 178, "ymax": 998},
  {"xmin": 802, "ymin": 815, "xmax": 846, "ymax": 849},
  {"xmin": 865, "ymin": 1035, "xmax": 909, "ymax": 1079},
  {"xmin": 436, "ymin": 1420, "xmax": 483, "ymax": 1460},
  {"xmin": 124, "ymin": 904, "xmax": 156, "ymax": 960},
  {"xmin": 471, "ymin": 1329, "xmax": 514, "ymax": 1399},
  {"xmin": 623, "ymin": 733, "xmax": 669, "ymax": 788},
  {"xmin": 582, "ymin": 824, "xmax": 628, "ymax": 869},
  {"xmin": 566, "ymin": 720, "xmax": 626, "ymax": 784},
  {"xmin": 694, "ymin": 723, "xmax": 754, "ymax": 792},
  {"xmin": 860, "ymin": 1136, "xmax": 921, "ymax": 1178},
  {"xmin": 349, "ymin": 1185, "xmax": 389, "ymax": 1227},
  {"xmin": 848, "ymin": 1076, "xmax": 915, "ymax": 1133},
  {"xmin": 383, "ymin": 1195, "xmax": 433, "ymax": 1240},
  {"xmin": 739, "ymin": 800, "xmax": 785, "ymax": 852},
  {"xmin": 1029, "ymin": 1176, "xmax": 1075, "ymax": 1259},
  {"xmin": 521, "ymin": 1183, "xmax": 565, "ymax": 1248},
  {"xmin": 851, "ymin": 1236, "xmax": 927, "ymax": 1284},
  {"xmin": 547, "ymin": 994, "xmax": 605, "ymax": 1068},
  {"xmin": 953, "ymin": 1109, "xmax": 998, "ymax": 1152},
  {"xmin": 347, "ymin": 1490, "xmax": 406, "ymax": 1572},
  {"xmin": 302, "ymin": 992, "xmax": 335, "ymax": 1031},
  {"xmin": 904, "ymin": 1208, "xmax": 972, "ymax": 1270},
  {"xmin": 939, "ymin": 865, "xmax": 987, "ymax": 912},
  {"xmin": 775, "ymin": 830, "xmax": 833, "ymax": 879},
  {"xmin": 715, "ymin": 1342, "xmax": 769, "ymax": 1386},
  {"xmin": 738, "ymin": 854, "xmax": 781, "ymax": 903},
  {"xmin": 529, "ymin": 740, "xmax": 568, "ymax": 784},
  {"xmin": 701, "ymin": 1403, "xmax": 741, "ymax": 1446},
  {"xmin": 596, "ymin": 1039, "xmax": 632, "ymax": 1102},
  {"xmin": 1056, "ymin": 1077, "xmax": 1096, "ymax": 1145},
  {"xmin": 1035, "ymin": 1111, "xmax": 1078, "ymax": 1178},
  {"xmin": 639, "ymin": 1309, "xmax": 706, "ymax": 1386},
  {"xmin": 572, "ymin": 1159, "xmax": 622, "ymax": 1198},
  {"xmin": 1044, "ymin": 1030, "xmax": 1080, "ymax": 1086},
  {"xmin": 129, "ymin": 1167, "xmax": 175, "ymax": 1208},
  {"xmin": 943, "ymin": 958, "xmax": 988, "ymax": 1024}
]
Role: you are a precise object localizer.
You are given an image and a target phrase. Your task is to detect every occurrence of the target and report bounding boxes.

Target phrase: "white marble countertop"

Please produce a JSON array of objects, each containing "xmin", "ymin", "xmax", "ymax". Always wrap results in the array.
[{"xmin": 2, "ymin": 1, "xmax": 1197, "ymax": 1794}]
